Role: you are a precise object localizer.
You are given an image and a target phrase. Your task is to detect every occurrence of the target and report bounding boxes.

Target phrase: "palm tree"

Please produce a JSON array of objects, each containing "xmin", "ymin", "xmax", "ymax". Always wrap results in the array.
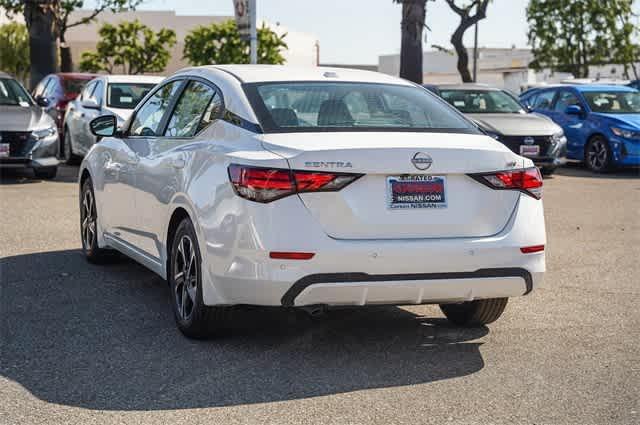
[{"xmin": 395, "ymin": 0, "xmax": 432, "ymax": 84}]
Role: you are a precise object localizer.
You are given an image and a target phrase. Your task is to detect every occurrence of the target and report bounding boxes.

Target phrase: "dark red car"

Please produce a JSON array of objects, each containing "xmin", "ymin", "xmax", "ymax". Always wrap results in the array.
[{"xmin": 32, "ymin": 73, "xmax": 98, "ymax": 153}]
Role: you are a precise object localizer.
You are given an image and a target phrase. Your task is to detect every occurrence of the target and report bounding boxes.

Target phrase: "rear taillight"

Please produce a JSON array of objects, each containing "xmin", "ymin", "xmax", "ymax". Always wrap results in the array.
[
  {"xmin": 469, "ymin": 167, "xmax": 543, "ymax": 199},
  {"xmin": 228, "ymin": 164, "xmax": 363, "ymax": 203}
]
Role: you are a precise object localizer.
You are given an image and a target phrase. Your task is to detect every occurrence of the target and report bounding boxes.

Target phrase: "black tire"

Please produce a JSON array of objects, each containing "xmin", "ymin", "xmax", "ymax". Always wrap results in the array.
[
  {"xmin": 80, "ymin": 177, "xmax": 111, "ymax": 263},
  {"xmin": 540, "ymin": 166, "xmax": 555, "ymax": 177},
  {"xmin": 168, "ymin": 218, "xmax": 232, "ymax": 339},
  {"xmin": 64, "ymin": 129, "xmax": 81, "ymax": 165},
  {"xmin": 440, "ymin": 298, "xmax": 508, "ymax": 326},
  {"xmin": 33, "ymin": 167, "xmax": 57, "ymax": 180},
  {"xmin": 584, "ymin": 135, "xmax": 612, "ymax": 173}
]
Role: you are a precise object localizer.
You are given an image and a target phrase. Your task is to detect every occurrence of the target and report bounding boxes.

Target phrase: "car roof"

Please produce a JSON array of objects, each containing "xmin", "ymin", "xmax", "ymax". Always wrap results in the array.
[
  {"xmin": 56, "ymin": 72, "xmax": 99, "ymax": 80},
  {"xmin": 432, "ymin": 83, "xmax": 498, "ymax": 91},
  {"xmin": 98, "ymin": 74, "xmax": 165, "ymax": 84},
  {"xmin": 197, "ymin": 65, "xmax": 414, "ymax": 86},
  {"xmin": 572, "ymin": 84, "xmax": 637, "ymax": 92},
  {"xmin": 524, "ymin": 84, "xmax": 636, "ymax": 94}
]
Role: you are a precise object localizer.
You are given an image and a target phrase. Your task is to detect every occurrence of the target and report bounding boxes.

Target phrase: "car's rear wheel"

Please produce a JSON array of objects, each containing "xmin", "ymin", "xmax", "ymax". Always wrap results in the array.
[
  {"xmin": 34, "ymin": 166, "xmax": 57, "ymax": 180},
  {"xmin": 169, "ymin": 218, "xmax": 232, "ymax": 338},
  {"xmin": 585, "ymin": 136, "xmax": 612, "ymax": 173},
  {"xmin": 80, "ymin": 178, "xmax": 110, "ymax": 263},
  {"xmin": 439, "ymin": 298, "xmax": 508, "ymax": 326},
  {"xmin": 64, "ymin": 130, "xmax": 81, "ymax": 165}
]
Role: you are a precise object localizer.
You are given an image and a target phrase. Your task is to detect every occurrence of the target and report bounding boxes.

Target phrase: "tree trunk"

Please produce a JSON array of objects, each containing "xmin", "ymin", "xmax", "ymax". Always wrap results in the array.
[
  {"xmin": 24, "ymin": 1, "xmax": 57, "ymax": 90},
  {"xmin": 451, "ymin": 27, "xmax": 472, "ymax": 82},
  {"xmin": 59, "ymin": 32, "xmax": 73, "ymax": 72},
  {"xmin": 399, "ymin": 0, "xmax": 425, "ymax": 84}
]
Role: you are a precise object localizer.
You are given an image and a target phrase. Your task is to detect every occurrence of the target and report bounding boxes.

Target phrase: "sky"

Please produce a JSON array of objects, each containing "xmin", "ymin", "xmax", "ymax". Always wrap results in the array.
[{"xmin": 88, "ymin": 0, "xmax": 532, "ymax": 64}]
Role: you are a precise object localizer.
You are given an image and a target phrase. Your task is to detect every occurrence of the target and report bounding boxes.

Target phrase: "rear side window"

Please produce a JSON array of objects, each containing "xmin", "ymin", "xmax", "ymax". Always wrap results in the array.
[
  {"xmin": 129, "ymin": 81, "xmax": 181, "ymax": 136},
  {"xmin": 164, "ymin": 81, "xmax": 220, "ymax": 137},
  {"xmin": 244, "ymin": 82, "xmax": 478, "ymax": 134}
]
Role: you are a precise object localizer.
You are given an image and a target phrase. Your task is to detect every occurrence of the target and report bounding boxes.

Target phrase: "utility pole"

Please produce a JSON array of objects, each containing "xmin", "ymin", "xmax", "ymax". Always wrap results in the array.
[{"xmin": 249, "ymin": 0, "xmax": 257, "ymax": 64}]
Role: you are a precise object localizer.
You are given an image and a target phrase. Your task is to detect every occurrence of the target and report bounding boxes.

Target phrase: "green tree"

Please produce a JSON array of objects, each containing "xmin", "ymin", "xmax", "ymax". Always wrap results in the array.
[
  {"xmin": 527, "ymin": 0, "xmax": 640, "ymax": 78},
  {"xmin": 444, "ymin": 0, "xmax": 491, "ymax": 83},
  {"xmin": 0, "ymin": 1, "xmax": 144, "ymax": 84},
  {"xmin": 0, "ymin": 22, "xmax": 30, "ymax": 84},
  {"xmin": 79, "ymin": 20, "xmax": 176, "ymax": 74},
  {"xmin": 183, "ymin": 20, "xmax": 287, "ymax": 66}
]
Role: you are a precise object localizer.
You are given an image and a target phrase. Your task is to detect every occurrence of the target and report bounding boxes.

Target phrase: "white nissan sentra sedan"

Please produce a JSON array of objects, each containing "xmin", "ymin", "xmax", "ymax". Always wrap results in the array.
[{"xmin": 80, "ymin": 65, "xmax": 546, "ymax": 338}]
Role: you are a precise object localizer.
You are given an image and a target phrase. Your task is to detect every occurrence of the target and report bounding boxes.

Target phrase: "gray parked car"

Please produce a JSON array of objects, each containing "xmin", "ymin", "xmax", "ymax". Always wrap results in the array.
[
  {"xmin": 428, "ymin": 84, "xmax": 567, "ymax": 175},
  {"xmin": 0, "ymin": 71, "xmax": 59, "ymax": 179}
]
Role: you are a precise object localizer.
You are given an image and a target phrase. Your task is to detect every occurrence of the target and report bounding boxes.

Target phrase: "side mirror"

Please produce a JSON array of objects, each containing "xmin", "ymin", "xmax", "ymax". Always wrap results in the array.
[
  {"xmin": 565, "ymin": 105, "xmax": 583, "ymax": 116},
  {"xmin": 82, "ymin": 98, "xmax": 100, "ymax": 110},
  {"xmin": 90, "ymin": 115, "xmax": 117, "ymax": 137},
  {"xmin": 35, "ymin": 96, "xmax": 50, "ymax": 108}
]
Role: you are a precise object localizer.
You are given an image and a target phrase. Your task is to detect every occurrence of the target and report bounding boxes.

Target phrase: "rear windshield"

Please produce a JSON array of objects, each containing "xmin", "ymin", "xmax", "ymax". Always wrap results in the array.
[
  {"xmin": 62, "ymin": 78, "xmax": 91, "ymax": 97},
  {"xmin": 440, "ymin": 89, "xmax": 525, "ymax": 113},
  {"xmin": 583, "ymin": 91, "xmax": 640, "ymax": 114},
  {"xmin": 107, "ymin": 83, "xmax": 156, "ymax": 109},
  {"xmin": 244, "ymin": 82, "xmax": 479, "ymax": 133},
  {"xmin": 0, "ymin": 78, "xmax": 33, "ymax": 106}
]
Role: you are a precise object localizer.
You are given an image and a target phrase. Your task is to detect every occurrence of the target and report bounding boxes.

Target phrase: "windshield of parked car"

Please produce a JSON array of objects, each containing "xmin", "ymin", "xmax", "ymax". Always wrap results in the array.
[
  {"xmin": 583, "ymin": 91, "xmax": 640, "ymax": 114},
  {"xmin": 244, "ymin": 82, "xmax": 479, "ymax": 133},
  {"xmin": 0, "ymin": 78, "xmax": 33, "ymax": 106},
  {"xmin": 107, "ymin": 83, "xmax": 156, "ymax": 109},
  {"xmin": 439, "ymin": 89, "xmax": 525, "ymax": 114}
]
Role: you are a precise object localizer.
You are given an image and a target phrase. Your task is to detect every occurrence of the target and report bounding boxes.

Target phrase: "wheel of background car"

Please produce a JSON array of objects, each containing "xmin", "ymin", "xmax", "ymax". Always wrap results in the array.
[
  {"xmin": 80, "ymin": 178, "xmax": 111, "ymax": 263},
  {"xmin": 439, "ymin": 298, "xmax": 508, "ymax": 326},
  {"xmin": 64, "ymin": 131, "xmax": 80, "ymax": 165},
  {"xmin": 33, "ymin": 167, "xmax": 57, "ymax": 180},
  {"xmin": 585, "ymin": 136, "xmax": 612, "ymax": 173},
  {"xmin": 169, "ymin": 217, "xmax": 233, "ymax": 339}
]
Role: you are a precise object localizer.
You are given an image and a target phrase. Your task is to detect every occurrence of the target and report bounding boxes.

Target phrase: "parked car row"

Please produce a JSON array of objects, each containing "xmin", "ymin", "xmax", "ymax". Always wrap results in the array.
[
  {"xmin": 425, "ymin": 82, "xmax": 640, "ymax": 173},
  {"xmin": 0, "ymin": 71, "xmax": 163, "ymax": 178}
]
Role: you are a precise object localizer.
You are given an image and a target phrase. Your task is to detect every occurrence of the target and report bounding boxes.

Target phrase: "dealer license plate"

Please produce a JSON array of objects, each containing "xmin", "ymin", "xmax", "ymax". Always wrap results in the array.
[
  {"xmin": 0, "ymin": 143, "xmax": 9, "ymax": 158},
  {"xmin": 387, "ymin": 175, "xmax": 447, "ymax": 209},
  {"xmin": 520, "ymin": 145, "xmax": 540, "ymax": 157}
]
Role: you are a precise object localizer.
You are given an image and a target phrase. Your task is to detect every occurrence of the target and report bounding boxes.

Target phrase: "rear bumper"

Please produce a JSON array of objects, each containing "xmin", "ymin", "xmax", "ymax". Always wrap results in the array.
[
  {"xmin": 282, "ymin": 268, "xmax": 538, "ymax": 307},
  {"xmin": 199, "ymin": 193, "xmax": 546, "ymax": 307}
]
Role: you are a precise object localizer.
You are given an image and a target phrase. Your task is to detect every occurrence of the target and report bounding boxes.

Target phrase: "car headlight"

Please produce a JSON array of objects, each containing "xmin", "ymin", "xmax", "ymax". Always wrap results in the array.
[
  {"xmin": 611, "ymin": 127, "xmax": 640, "ymax": 140},
  {"xmin": 551, "ymin": 131, "xmax": 567, "ymax": 145},
  {"xmin": 32, "ymin": 126, "xmax": 57, "ymax": 140}
]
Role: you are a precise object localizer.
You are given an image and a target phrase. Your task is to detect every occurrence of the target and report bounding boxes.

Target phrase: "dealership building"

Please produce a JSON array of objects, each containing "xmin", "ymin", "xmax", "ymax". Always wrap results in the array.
[{"xmin": 1, "ymin": 9, "xmax": 319, "ymax": 74}]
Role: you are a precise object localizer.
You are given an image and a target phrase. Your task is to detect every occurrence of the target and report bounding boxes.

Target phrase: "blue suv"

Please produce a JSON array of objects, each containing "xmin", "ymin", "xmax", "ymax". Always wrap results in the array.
[{"xmin": 520, "ymin": 85, "xmax": 640, "ymax": 172}]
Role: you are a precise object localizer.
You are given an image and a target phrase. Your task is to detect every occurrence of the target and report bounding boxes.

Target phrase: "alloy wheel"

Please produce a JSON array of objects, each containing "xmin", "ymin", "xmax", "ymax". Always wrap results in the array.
[
  {"xmin": 81, "ymin": 188, "xmax": 96, "ymax": 250},
  {"xmin": 587, "ymin": 139, "xmax": 608, "ymax": 171},
  {"xmin": 173, "ymin": 235, "xmax": 198, "ymax": 322}
]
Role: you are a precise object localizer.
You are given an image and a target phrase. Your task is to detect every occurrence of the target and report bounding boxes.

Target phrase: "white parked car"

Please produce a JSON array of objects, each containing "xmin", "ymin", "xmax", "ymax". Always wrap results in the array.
[
  {"xmin": 79, "ymin": 65, "xmax": 546, "ymax": 338},
  {"xmin": 63, "ymin": 74, "xmax": 164, "ymax": 161}
]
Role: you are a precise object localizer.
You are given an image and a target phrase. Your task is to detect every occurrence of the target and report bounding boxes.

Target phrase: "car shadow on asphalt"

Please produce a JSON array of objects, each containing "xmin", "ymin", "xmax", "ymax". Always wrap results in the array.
[
  {"xmin": 0, "ymin": 165, "xmax": 79, "ymax": 185},
  {"xmin": 1, "ymin": 249, "xmax": 488, "ymax": 411}
]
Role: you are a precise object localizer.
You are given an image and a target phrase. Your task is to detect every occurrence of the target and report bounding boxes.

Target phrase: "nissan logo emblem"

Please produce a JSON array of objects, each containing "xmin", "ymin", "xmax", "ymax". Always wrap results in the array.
[
  {"xmin": 524, "ymin": 136, "xmax": 535, "ymax": 145},
  {"xmin": 411, "ymin": 152, "xmax": 433, "ymax": 170}
]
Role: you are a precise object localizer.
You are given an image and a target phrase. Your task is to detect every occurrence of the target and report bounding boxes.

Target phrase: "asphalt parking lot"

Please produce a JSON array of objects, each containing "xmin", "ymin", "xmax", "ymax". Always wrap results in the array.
[{"xmin": 1, "ymin": 164, "xmax": 639, "ymax": 425}]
